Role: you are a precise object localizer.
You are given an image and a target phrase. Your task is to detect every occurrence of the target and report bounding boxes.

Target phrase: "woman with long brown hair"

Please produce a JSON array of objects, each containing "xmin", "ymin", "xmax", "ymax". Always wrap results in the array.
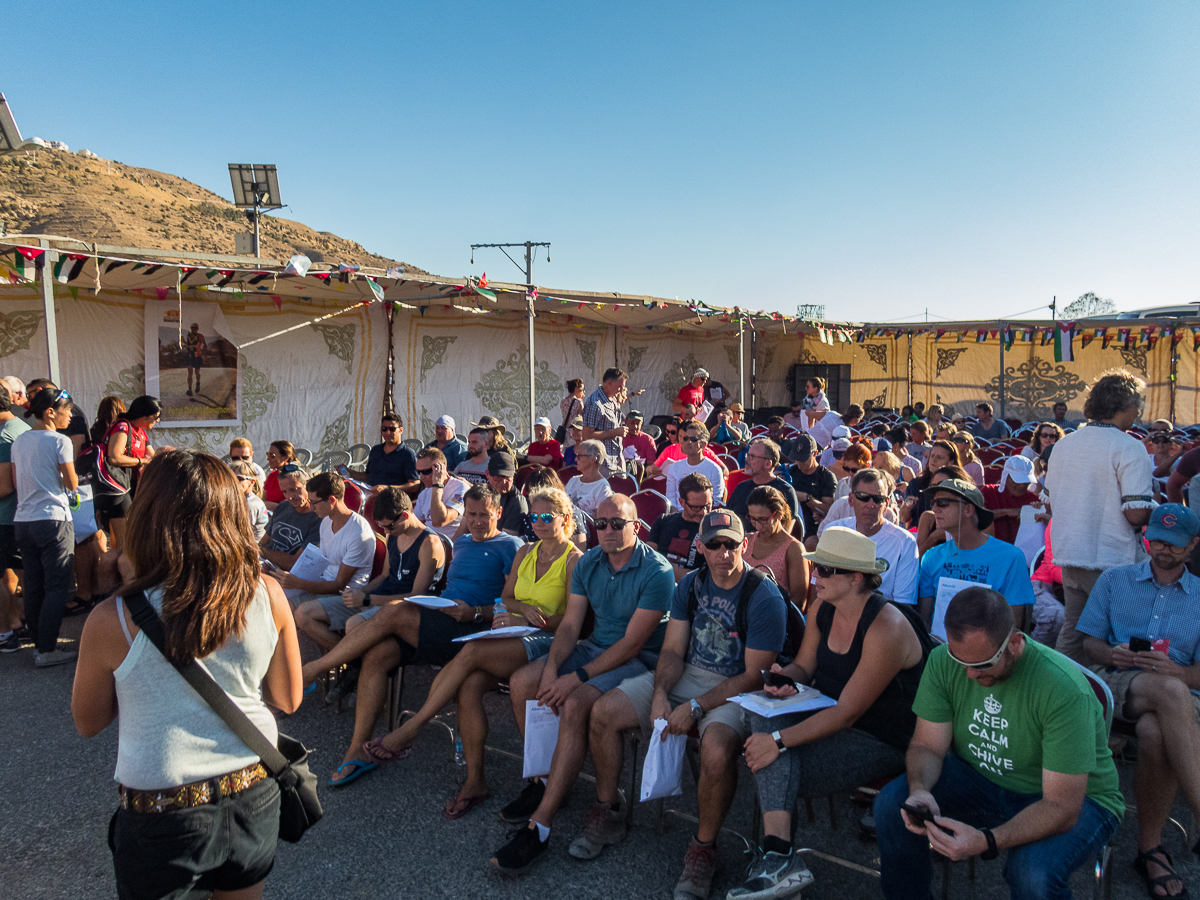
[
  {"xmin": 72, "ymin": 450, "xmax": 302, "ymax": 900},
  {"xmin": 262, "ymin": 439, "xmax": 297, "ymax": 510}
]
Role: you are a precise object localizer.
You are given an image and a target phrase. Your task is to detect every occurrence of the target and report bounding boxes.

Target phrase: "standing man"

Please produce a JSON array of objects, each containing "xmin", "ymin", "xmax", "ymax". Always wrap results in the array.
[
  {"xmin": 182, "ymin": 322, "xmax": 207, "ymax": 398},
  {"xmin": 583, "ymin": 511, "xmax": 786, "ymax": 899},
  {"xmin": 1079, "ymin": 504, "xmax": 1200, "ymax": 899},
  {"xmin": 648, "ymin": 473, "xmax": 713, "ymax": 581},
  {"xmin": 259, "ymin": 464, "xmax": 322, "ymax": 571},
  {"xmin": 364, "ymin": 413, "xmax": 419, "ymax": 496},
  {"xmin": 727, "ymin": 438, "xmax": 800, "ymax": 530},
  {"xmin": 414, "ymin": 447, "xmax": 469, "ymax": 540},
  {"xmin": 969, "ymin": 403, "xmax": 1012, "ymax": 441},
  {"xmin": 490, "ymin": 495, "xmax": 673, "ymax": 874},
  {"xmin": 454, "ymin": 427, "xmax": 492, "ymax": 486},
  {"xmin": 674, "ymin": 369, "xmax": 709, "ymax": 415},
  {"xmin": 0, "ymin": 382, "xmax": 29, "ymax": 651},
  {"xmin": 1045, "ymin": 369, "xmax": 1154, "ymax": 662},
  {"xmin": 874, "ymin": 587, "xmax": 1122, "ymax": 900},
  {"xmin": 918, "ymin": 479, "xmax": 1034, "ymax": 639},
  {"xmin": 423, "ymin": 414, "xmax": 468, "ymax": 472},
  {"xmin": 785, "ymin": 434, "xmax": 836, "ymax": 544},
  {"xmin": 584, "ymin": 368, "xmax": 630, "ymax": 475},
  {"xmin": 823, "ymin": 469, "xmax": 919, "ymax": 606},
  {"xmin": 665, "ymin": 423, "xmax": 725, "ymax": 509}
]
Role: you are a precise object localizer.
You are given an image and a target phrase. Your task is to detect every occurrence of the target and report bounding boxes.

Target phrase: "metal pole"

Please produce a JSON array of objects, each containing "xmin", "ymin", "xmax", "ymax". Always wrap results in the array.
[
  {"xmin": 750, "ymin": 329, "xmax": 758, "ymax": 410},
  {"xmin": 253, "ymin": 204, "xmax": 261, "ymax": 259},
  {"xmin": 39, "ymin": 238, "xmax": 61, "ymax": 384},
  {"xmin": 999, "ymin": 325, "xmax": 1006, "ymax": 420},
  {"xmin": 738, "ymin": 317, "xmax": 745, "ymax": 403},
  {"xmin": 526, "ymin": 242, "xmax": 536, "ymax": 444},
  {"xmin": 1170, "ymin": 325, "xmax": 1179, "ymax": 422}
]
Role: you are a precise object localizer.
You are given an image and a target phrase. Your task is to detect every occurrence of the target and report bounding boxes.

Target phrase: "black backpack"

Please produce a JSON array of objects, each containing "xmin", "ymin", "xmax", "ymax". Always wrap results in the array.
[
  {"xmin": 886, "ymin": 597, "xmax": 940, "ymax": 660},
  {"xmin": 685, "ymin": 564, "xmax": 806, "ymax": 665}
]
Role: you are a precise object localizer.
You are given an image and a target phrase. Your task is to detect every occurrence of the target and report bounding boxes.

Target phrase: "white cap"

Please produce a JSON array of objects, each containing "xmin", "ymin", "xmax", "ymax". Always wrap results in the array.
[
  {"xmin": 534, "ymin": 416, "xmax": 552, "ymax": 429},
  {"xmin": 831, "ymin": 437, "xmax": 852, "ymax": 452},
  {"xmin": 831, "ymin": 425, "xmax": 851, "ymax": 439},
  {"xmin": 693, "ymin": 368, "xmax": 710, "ymax": 378},
  {"xmin": 1000, "ymin": 455, "xmax": 1036, "ymax": 490},
  {"xmin": 435, "ymin": 415, "xmax": 455, "ymax": 429}
]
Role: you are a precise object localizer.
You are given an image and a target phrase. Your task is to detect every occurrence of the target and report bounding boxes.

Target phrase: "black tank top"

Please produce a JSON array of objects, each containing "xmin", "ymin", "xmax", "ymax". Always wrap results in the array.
[
  {"xmin": 374, "ymin": 529, "xmax": 442, "ymax": 600},
  {"xmin": 812, "ymin": 592, "xmax": 924, "ymax": 750}
]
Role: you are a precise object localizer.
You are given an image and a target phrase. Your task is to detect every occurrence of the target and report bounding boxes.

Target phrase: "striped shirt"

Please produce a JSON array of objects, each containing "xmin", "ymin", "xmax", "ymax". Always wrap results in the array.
[
  {"xmin": 582, "ymin": 386, "xmax": 623, "ymax": 461},
  {"xmin": 1077, "ymin": 561, "xmax": 1200, "ymax": 666}
]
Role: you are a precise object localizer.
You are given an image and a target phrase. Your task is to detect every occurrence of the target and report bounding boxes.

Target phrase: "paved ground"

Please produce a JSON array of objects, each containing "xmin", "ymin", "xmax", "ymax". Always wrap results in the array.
[{"xmin": 3, "ymin": 614, "xmax": 1195, "ymax": 899}]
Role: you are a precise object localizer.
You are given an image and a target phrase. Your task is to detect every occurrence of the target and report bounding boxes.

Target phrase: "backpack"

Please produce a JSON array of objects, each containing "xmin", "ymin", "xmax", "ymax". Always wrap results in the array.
[
  {"xmin": 685, "ymin": 564, "xmax": 806, "ymax": 666},
  {"xmin": 887, "ymin": 597, "xmax": 940, "ymax": 660},
  {"xmin": 74, "ymin": 440, "xmax": 101, "ymax": 485}
]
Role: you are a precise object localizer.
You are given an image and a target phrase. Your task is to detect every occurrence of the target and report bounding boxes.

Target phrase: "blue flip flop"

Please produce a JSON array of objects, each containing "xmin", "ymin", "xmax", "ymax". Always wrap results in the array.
[
  {"xmin": 304, "ymin": 682, "xmax": 317, "ymax": 695},
  {"xmin": 328, "ymin": 760, "xmax": 377, "ymax": 787}
]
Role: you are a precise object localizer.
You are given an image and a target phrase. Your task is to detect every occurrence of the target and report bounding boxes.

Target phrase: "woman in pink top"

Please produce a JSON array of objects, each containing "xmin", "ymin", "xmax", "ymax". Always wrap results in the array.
[{"xmin": 743, "ymin": 485, "xmax": 807, "ymax": 602}]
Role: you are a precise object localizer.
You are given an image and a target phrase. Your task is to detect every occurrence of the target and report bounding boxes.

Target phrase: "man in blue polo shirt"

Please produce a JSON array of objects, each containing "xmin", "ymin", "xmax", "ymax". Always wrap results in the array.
[
  {"xmin": 491, "ymin": 493, "xmax": 674, "ymax": 874},
  {"xmin": 364, "ymin": 413, "xmax": 419, "ymax": 495},
  {"xmin": 1079, "ymin": 504, "xmax": 1200, "ymax": 899}
]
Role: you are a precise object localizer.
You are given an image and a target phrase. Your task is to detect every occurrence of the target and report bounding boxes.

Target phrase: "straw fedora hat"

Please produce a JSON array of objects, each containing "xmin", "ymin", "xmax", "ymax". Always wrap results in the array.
[{"xmin": 802, "ymin": 526, "xmax": 890, "ymax": 574}]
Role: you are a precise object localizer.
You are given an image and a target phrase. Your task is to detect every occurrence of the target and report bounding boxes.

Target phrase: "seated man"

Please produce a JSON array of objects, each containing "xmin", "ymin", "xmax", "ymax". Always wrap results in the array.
[
  {"xmin": 621, "ymin": 410, "xmax": 657, "ymax": 471},
  {"xmin": 785, "ymin": 434, "xmax": 836, "ymax": 544},
  {"xmin": 229, "ymin": 437, "xmax": 266, "ymax": 488},
  {"xmin": 526, "ymin": 417, "xmax": 563, "ymax": 469},
  {"xmin": 918, "ymin": 478, "xmax": 1034, "ymax": 639},
  {"xmin": 1080, "ymin": 504, "xmax": 1200, "ymax": 899},
  {"xmin": 665, "ymin": 422, "xmax": 725, "ymax": 509},
  {"xmin": 647, "ymin": 421, "xmax": 727, "ymax": 480},
  {"xmin": 282, "ymin": 473, "xmax": 376, "ymax": 649},
  {"xmin": 454, "ymin": 427, "xmax": 492, "ymax": 486},
  {"xmin": 413, "ymin": 447, "xmax": 469, "ymax": 539},
  {"xmin": 585, "ymin": 511, "xmax": 785, "ymax": 899},
  {"xmin": 980, "ymin": 456, "xmax": 1041, "ymax": 545},
  {"xmin": 490, "ymin": 494, "xmax": 674, "ymax": 874},
  {"xmin": 300, "ymin": 484, "xmax": 523, "ymax": 784},
  {"xmin": 563, "ymin": 415, "xmax": 584, "ymax": 468},
  {"xmin": 713, "ymin": 401, "xmax": 750, "ymax": 445},
  {"xmin": 259, "ymin": 464, "xmax": 322, "ymax": 571},
  {"xmin": 727, "ymin": 438, "xmax": 800, "ymax": 530},
  {"xmin": 364, "ymin": 413, "xmax": 420, "ymax": 496},
  {"xmin": 648, "ymin": 473, "xmax": 713, "ymax": 581},
  {"xmin": 422, "ymin": 414, "xmax": 468, "ymax": 472},
  {"xmin": 455, "ymin": 451, "xmax": 527, "ymax": 537},
  {"xmin": 874, "ymin": 586, "xmax": 1123, "ymax": 900}
]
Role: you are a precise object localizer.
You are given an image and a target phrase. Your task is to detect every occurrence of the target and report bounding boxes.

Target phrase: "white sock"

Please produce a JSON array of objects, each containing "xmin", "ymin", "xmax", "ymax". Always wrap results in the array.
[
  {"xmin": 0, "ymin": 631, "xmax": 10, "ymax": 641},
  {"xmin": 533, "ymin": 820, "xmax": 550, "ymax": 842}
]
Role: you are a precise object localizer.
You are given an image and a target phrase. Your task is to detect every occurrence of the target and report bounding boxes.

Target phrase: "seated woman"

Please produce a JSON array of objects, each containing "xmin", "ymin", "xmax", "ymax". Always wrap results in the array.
[
  {"xmin": 356, "ymin": 488, "xmax": 582, "ymax": 817},
  {"xmin": 744, "ymin": 485, "xmax": 808, "ymax": 601},
  {"xmin": 950, "ymin": 432, "xmax": 985, "ymax": 485},
  {"xmin": 730, "ymin": 527, "xmax": 927, "ymax": 898},
  {"xmin": 519, "ymin": 466, "xmax": 588, "ymax": 549},
  {"xmin": 899, "ymin": 439, "xmax": 958, "ymax": 528},
  {"xmin": 263, "ymin": 439, "xmax": 298, "ymax": 510},
  {"xmin": 565, "ymin": 439, "xmax": 614, "ymax": 515}
]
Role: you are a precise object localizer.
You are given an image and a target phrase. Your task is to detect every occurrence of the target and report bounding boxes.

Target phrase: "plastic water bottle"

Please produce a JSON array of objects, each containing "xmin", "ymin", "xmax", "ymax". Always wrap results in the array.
[
  {"xmin": 454, "ymin": 732, "xmax": 465, "ymax": 768},
  {"xmin": 493, "ymin": 598, "xmax": 506, "ymax": 622},
  {"xmin": 67, "ymin": 491, "xmax": 81, "ymax": 510}
]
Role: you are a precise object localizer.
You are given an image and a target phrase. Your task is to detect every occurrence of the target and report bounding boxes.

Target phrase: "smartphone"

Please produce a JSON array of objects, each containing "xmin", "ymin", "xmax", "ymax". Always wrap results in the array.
[
  {"xmin": 1129, "ymin": 636, "xmax": 1152, "ymax": 653},
  {"xmin": 761, "ymin": 669, "xmax": 797, "ymax": 690},
  {"xmin": 901, "ymin": 802, "xmax": 956, "ymax": 836},
  {"xmin": 336, "ymin": 464, "xmax": 351, "ymax": 478}
]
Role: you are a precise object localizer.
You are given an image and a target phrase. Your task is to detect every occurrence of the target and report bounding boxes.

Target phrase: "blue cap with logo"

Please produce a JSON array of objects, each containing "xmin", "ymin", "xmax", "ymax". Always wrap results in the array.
[{"xmin": 1145, "ymin": 503, "xmax": 1200, "ymax": 547}]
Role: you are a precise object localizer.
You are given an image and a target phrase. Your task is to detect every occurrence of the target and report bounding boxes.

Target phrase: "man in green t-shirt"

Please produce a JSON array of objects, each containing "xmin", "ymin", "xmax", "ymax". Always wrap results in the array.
[{"xmin": 874, "ymin": 586, "xmax": 1123, "ymax": 900}]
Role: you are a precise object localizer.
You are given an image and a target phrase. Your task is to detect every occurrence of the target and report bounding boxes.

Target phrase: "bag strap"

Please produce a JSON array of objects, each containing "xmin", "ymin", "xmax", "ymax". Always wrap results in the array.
[{"xmin": 123, "ymin": 590, "xmax": 289, "ymax": 775}]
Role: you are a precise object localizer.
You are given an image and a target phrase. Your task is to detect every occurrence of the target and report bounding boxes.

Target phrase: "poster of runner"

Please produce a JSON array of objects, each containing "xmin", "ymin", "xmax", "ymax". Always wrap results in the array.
[{"xmin": 144, "ymin": 300, "xmax": 240, "ymax": 427}]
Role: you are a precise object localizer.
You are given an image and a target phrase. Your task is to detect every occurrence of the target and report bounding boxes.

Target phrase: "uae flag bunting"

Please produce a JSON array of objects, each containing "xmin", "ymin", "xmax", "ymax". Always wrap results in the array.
[{"xmin": 1054, "ymin": 324, "xmax": 1075, "ymax": 362}]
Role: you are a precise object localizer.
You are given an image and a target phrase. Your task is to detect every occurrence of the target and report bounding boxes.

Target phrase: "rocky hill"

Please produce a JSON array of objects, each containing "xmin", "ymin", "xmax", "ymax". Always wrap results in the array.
[{"xmin": 0, "ymin": 147, "xmax": 424, "ymax": 271}]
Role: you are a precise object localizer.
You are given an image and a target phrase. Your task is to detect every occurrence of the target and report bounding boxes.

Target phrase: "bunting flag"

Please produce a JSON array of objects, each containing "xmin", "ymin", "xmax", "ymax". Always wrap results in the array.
[
  {"xmin": 1102, "ymin": 329, "xmax": 1113, "ymax": 350},
  {"xmin": 975, "ymin": 330, "xmax": 987, "ymax": 343},
  {"xmin": 1193, "ymin": 327, "xmax": 1200, "ymax": 352},
  {"xmin": 53, "ymin": 254, "xmax": 88, "ymax": 284},
  {"xmin": 1020, "ymin": 328, "xmax": 1032, "ymax": 343},
  {"xmin": 1173, "ymin": 327, "xmax": 1185, "ymax": 345},
  {"xmin": 1054, "ymin": 324, "xmax": 1075, "ymax": 363},
  {"xmin": 1040, "ymin": 329, "xmax": 1053, "ymax": 347},
  {"xmin": 1004, "ymin": 327, "xmax": 1015, "ymax": 350},
  {"xmin": 1118, "ymin": 328, "xmax": 1131, "ymax": 347},
  {"xmin": 935, "ymin": 329, "xmax": 946, "ymax": 341}
]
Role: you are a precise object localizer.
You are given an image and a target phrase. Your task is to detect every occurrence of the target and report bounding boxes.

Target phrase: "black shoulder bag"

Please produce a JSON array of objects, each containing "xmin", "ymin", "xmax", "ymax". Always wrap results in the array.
[
  {"xmin": 555, "ymin": 397, "xmax": 581, "ymax": 444},
  {"xmin": 123, "ymin": 591, "xmax": 322, "ymax": 842}
]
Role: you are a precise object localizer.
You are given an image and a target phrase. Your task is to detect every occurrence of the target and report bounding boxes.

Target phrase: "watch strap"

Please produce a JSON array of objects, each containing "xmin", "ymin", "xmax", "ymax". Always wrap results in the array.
[
  {"xmin": 577, "ymin": 666, "xmax": 591, "ymax": 683},
  {"xmin": 980, "ymin": 827, "xmax": 999, "ymax": 860}
]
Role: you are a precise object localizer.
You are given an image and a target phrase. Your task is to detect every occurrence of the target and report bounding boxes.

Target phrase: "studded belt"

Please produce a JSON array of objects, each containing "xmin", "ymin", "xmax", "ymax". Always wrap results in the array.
[{"xmin": 118, "ymin": 762, "xmax": 268, "ymax": 813}]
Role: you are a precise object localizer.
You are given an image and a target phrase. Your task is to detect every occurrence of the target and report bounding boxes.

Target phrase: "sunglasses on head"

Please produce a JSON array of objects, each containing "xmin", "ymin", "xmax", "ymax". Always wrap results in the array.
[
  {"xmin": 946, "ymin": 627, "xmax": 1014, "ymax": 670},
  {"xmin": 530, "ymin": 512, "xmax": 561, "ymax": 523},
  {"xmin": 278, "ymin": 463, "xmax": 303, "ymax": 474},
  {"xmin": 814, "ymin": 564, "xmax": 856, "ymax": 578},
  {"xmin": 593, "ymin": 517, "xmax": 631, "ymax": 530},
  {"xmin": 704, "ymin": 539, "xmax": 739, "ymax": 551},
  {"xmin": 851, "ymin": 491, "xmax": 885, "ymax": 505}
]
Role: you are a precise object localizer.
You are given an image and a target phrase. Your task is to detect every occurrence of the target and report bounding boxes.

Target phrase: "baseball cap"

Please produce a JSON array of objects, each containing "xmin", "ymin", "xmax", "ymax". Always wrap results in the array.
[
  {"xmin": 924, "ymin": 478, "xmax": 995, "ymax": 529},
  {"xmin": 698, "ymin": 509, "xmax": 744, "ymax": 545},
  {"xmin": 785, "ymin": 433, "xmax": 817, "ymax": 462},
  {"xmin": 999, "ymin": 456, "xmax": 1035, "ymax": 491},
  {"xmin": 831, "ymin": 425, "xmax": 851, "ymax": 440},
  {"xmin": 570, "ymin": 415, "xmax": 584, "ymax": 428},
  {"xmin": 534, "ymin": 416, "xmax": 552, "ymax": 429},
  {"xmin": 693, "ymin": 368, "xmax": 710, "ymax": 379},
  {"xmin": 1145, "ymin": 504, "xmax": 1200, "ymax": 548},
  {"xmin": 874, "ymin": 437, "xmax": 893, "ymax": 452},
  {"xmin": 625, "ymin": 409, "xmax": 644, "ymax": 421},
  {"xmin": 435, "ymin": 415, "xmax": 456, "ymax": 429},
  {"xmin": 487, "ymin": 452, "xmax": 517, "ymax": 478}
]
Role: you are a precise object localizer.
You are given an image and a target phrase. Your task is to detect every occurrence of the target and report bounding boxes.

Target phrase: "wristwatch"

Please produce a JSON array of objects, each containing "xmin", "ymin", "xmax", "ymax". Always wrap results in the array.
[
  {"xmin": 980, "ymin": 827, "xmax": 999, "ymax": 860},
  {"xmin": 771, "ymin": 730, "xmax": 787, "ymax": 753},
  {"xmin": 473, "ymin": 607, "xmax": 483, "ymax": 623},
  {"xmin": 577, "ymin": 667, "xmax": 591, "ymax": 683},
  {"xmin": 689, "ymin": 698, "xmax": 704, "ymax": 720}
]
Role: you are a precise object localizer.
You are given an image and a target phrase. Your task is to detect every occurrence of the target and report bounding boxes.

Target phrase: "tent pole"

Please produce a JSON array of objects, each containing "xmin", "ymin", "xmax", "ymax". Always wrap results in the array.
[
  {"xmin": 906, "ymin": 333, "xmax": 913, "ymax": 407},
  {"xmin": 999, "ymin": 325, "xmax": 1006, "ymax": 420},
  {"xmin": 525, "ymin": 242, "xmax": 535, "ymax": 444},
  {"xmin": 39, "ymin": 238, "xmax": 61, "ymax": 384},
  {"xmin": 738, "ymin": 317, "xmax": 746, "ymax": 404}
]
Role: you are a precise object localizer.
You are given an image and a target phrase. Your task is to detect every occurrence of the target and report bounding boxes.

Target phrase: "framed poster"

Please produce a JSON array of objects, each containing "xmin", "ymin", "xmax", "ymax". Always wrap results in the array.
[{"xmin": 144, "ymin": 300, "xmax": 240, "ymax": 427}]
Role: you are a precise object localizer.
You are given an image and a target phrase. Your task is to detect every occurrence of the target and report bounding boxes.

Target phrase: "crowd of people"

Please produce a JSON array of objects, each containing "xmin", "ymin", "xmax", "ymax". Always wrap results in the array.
[{"xmin": 3, "ymin": 362, "xmax": 1199, "ymax": 900}]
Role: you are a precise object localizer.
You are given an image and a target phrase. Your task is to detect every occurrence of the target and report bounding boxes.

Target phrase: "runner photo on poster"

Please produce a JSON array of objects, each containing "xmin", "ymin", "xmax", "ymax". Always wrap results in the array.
[{"xmin": 144, "ymin": 300, "xmax": 240, "ymax": 426}]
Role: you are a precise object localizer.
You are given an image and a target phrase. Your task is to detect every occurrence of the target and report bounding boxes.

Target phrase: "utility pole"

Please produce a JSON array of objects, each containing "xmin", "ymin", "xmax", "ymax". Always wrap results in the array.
[
  {"xmin": 1050, "ymin": 296, "xmax": 1056, "ymax": 320},
  {"xmin": 469, "ymin": 240, "xmax": 551, "ymax": 442}
]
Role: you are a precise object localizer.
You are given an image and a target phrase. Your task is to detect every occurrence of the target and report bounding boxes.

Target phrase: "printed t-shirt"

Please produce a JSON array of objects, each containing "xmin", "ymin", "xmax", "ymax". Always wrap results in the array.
[
  {"xmin": 919, "ymin": 536, "xmax": 1035, "ymax": 640},
  {"xmin": 913, "ymin": 640, "xmax": 1124, "ymax": 819},
  {"xmin": 265, "ymin": 502, "xmax": 322, "ymax": 556},
  {"xmin": 454, "ymin": 457, "xmax": 490, "ymax": 486},
  {"xmin": 570, "ymin": 541, "xmax": 674, "ymax": 651},
  {"xmin": 671, "ymin": 568, "xmax": 786, "ymax": 677},
  {"xmin": 648, "ymin": 512, "xmax": 702, "ymax": 569}
]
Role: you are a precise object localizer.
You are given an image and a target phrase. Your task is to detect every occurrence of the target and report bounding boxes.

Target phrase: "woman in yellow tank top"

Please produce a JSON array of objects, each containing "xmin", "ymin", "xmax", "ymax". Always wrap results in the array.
[{"xmin": 363, "ymin": 488, "xmax": 582, "ymax": 819}]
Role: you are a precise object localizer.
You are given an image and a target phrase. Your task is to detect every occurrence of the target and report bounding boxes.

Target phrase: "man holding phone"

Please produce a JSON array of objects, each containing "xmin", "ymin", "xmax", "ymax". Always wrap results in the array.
[{"xmin": 1078, "ymin": 503, "xmax": 1200, "ymax": 898}]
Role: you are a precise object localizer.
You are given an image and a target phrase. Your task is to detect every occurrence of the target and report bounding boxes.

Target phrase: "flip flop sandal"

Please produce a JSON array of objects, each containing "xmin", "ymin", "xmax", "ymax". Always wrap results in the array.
[
  {"xmin": 328, "ymin": 760, "xmax": 377, "ymax": 788},
  {"xmin": 443, "ymin": 792, "xmax": 492, "ymax": 820},
  {"xmin": 1134, "ymin": 846, "xmax": 1189, "ymax": 899},
  {"xmin": 362, "ymin": 738, "xmax": 414, "ymax": 764}
]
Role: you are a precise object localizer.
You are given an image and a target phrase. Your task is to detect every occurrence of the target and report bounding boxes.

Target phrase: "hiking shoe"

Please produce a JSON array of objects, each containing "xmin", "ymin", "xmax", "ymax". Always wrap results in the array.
[
  {"xmin": 675, "ymin": 836, "xmax": 719, "ymax": 899},
  {"xmin": 325, "ymin": 665, "xmax": 360, "ymax": 705},
  {"xmin": 0, "ymin": 633, "xmax": 21, "ymax": 653},
  {"xmin": 499, "ymin": 779, "xmax": 546, "ymax": 824},
  {"xmin": 34, "ymin": 649, "xmax": 78, "ymax": 668},
  {"xmin": 726, "ymin": 849, "xmax": 813, "ymax": 900},
  {"xmin": 490, "ymin": 823, "xmax": 549, "ymax": 875},
  {"xmin": 568, "ymin": 801, "xmax": 627, "ymax": 860}
]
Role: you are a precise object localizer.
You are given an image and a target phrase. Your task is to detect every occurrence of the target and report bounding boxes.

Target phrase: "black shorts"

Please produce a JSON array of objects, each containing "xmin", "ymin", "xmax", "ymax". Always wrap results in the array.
[
  {"xmin": 410, "ymin": 606, "xmax": 486, "ymax": 666},
  {"xmin": 0, "ymin": 523, "xmax": 20, "ymax": 570},
  {"xmin": 94, "ymin": 492, "xmax": 132, "ymax": 529},
  {"xmin": 109, "ymin": 776, "xmax": 279, "ymax": 900},
  {"xmin": 186, "ymin": 355, "xmax": 203, "ymax": 369}
]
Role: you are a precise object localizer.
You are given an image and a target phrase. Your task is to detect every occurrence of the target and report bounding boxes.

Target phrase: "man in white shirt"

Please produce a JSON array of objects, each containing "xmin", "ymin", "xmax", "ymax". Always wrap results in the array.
[
  {"xmin": 821, "ymin": 469, "xmax": 919, "ymax": 606},
  {"xmin": 413, "ymin": 446, "xmax": 468, "ymax": 539},
  {"xmin": 285, "ymin": 471, "xmax": 377, "ymax": 650},
  {"xmin": 665, "ymin": 422, "xmax": 725, "ymax": 509}
]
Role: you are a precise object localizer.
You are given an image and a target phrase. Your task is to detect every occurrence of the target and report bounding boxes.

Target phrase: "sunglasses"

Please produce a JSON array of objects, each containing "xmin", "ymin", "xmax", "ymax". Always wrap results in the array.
[
  {"xmin": 230, "ymin": 454, "xmax": 250, "ymax": 460},
  {"xmin": 704, "ymin": 539, "xmax": 740, "ymax": 551},
  {"xmin": 681, "ymin": 436, "xmax": 701, "ymax": 443},
  {"xmin": 278, "ymin": 463, "xmax": 304, "ymax": 475},
  {"xmin": 417, "ymin": 467, "xmax": 435, "ymax": 475},
  {"xmin": 530, "ymin": 512, "xmax": 561, "ymax": 523},
  {"xmin": 851, "ymin": 491, "xmax": 885, "ymax": 505},
  {"xmin": 666, "ymin": 430, "xmax": 678, "ymax": 437},
  {"xmin": 946, "ymin": 627, "xmax": 1014, "ymax": 670},
  {"xmin": 593, "ymin": 517, "xmax": 632, "ymax": 530},
  {"xmin": 931, "ymin": 497, "xmax": 966, "ymax": 509},
  {"xmin": 843, "ymin": 466, "xmax": 863, "ymax": 475},
  {"xmin": 376, "ymin": 518, "xmax": 397, "ymax": 529},
  {"xmin": 814, "ymin": 564, "xmax": 856, "ymax": 578},
  {"xmin": 381, "ymin": 426, "xmax": 399, "ymax": 433}
]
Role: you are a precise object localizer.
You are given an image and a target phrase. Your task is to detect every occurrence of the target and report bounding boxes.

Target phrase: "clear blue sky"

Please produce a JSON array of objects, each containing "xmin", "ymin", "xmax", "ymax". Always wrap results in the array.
[{"xmin": 9, "ymin": 1, "xmax": 1199, "ymax": 322}]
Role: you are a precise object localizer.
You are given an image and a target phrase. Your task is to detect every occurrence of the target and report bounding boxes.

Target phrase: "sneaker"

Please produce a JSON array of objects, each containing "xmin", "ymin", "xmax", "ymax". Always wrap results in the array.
[
  {"xmin": 325, "ymin": 665, "xmax": 360, "ymax": 705},
  {"xmin": 675, "ymin": 836, "xmax": 719, "ymax": 899},
  {"xmin": 490, "ymin": 823, "xmax": 549, "ymax": 875},
  {"xmin": 568, "ymin": 800, "xmax": 627, "ymax": 860},
  {"xmin": 0, "ymin": 633, "xmax": 21, "ymax": 653},
  {"xmin": 499, "ymin": 779, "xmax": 546, "ymax": 824},
  {"xmin": 34, "ymin": 649, "xmax": 78, "ymax": 668},
  {"xmin": 726, "ymin": 849, "xmax": 813, "ymax": 900},
  {"xmin": 12, "ymin": 625, "xmax": 30, "ymax": 642}
]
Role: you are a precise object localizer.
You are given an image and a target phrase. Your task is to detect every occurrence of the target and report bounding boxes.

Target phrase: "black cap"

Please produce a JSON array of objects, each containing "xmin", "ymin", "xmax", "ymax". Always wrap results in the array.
[{"xmin": 487, "ymin": 452, "xmax": 516, "ymax": 477}]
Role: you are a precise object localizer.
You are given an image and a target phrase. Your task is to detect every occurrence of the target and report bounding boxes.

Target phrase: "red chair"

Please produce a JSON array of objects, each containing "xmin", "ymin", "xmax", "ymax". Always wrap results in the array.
[
  {"xmin": 632, "ymin": 490, "xmax": 671, "ymax": 523},
  {"xmin": 984, "ymin": 465, "xmax": 1004, "ymax": 484},
  {"xmin": 977, "ymin": 448, "xmax": 1004, "ymax": 465},
  {"xmin": 718, "ymin": 454, "xmax": 739, "ymax": 471},
  {"xmin": 343, "ymin": 481, "xmax": 365, "ymax": 514},
  {"xmin": 1004, "ymin": 418, "xmax": 1023, "ymax": 431},
  {"xmin": 558, "ymin": 465, "xmax": 581, "ymax": 483},
  {"xmin": 608, "ymin": 473, "xmax": 639, "ymax": 496},
  {"xmin": 750, "ymin": 425, "xmax": 769, "ymax": 437},
  {"xmin": 362, "ymin": 492, "xmax": 378, "ymax": 524},
  {"xmin": 586, "ymin": 521, "xmax": 599, "ymax": 550},
  {"xmin": 726, "ymin": 470, "xmax": 753, "ymax": 495},
  {"xmin": 514, "ymin": 465, "xmax": 537, "ymax": 493},
  {"xmin": 641, "ymin": 475, "xmax": 668, "ymax": 495},
  {"xmin": 636, "ymin": 520, "xmax": 652, "ymax": 542},
  {"xmin": 369, "ymin": 534, "xmax": 387, "ymax": 580}
]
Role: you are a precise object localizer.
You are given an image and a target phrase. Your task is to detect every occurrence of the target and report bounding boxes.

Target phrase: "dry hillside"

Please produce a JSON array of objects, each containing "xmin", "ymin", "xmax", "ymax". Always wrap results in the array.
[{"xmin": 0, "ymin": 147, "xmax": 424, "ymax": 271}]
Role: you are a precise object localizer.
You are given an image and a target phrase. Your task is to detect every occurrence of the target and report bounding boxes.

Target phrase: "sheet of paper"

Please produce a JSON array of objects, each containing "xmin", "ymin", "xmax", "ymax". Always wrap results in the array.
[
  {"xmin": 726, "ymin": 686, "xmax": 837, "ymax": 718},
  {"xmin": 933, "ymin": 576, "xmax": 991, "ymax": 641},
  {"xmin": 283, "ymin": 543, "xmax": 332, "ymax": 600},
  {"xmin": 523, "ymin": 700, "xmax": 561, "ymax": 779},
  {"xmin": 452, "ymin": 625, "xmax": 541, "ymax": 642},
  {"xmin": 404, "ymin": 595, "xmax": 459, "ymax": 609}
]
